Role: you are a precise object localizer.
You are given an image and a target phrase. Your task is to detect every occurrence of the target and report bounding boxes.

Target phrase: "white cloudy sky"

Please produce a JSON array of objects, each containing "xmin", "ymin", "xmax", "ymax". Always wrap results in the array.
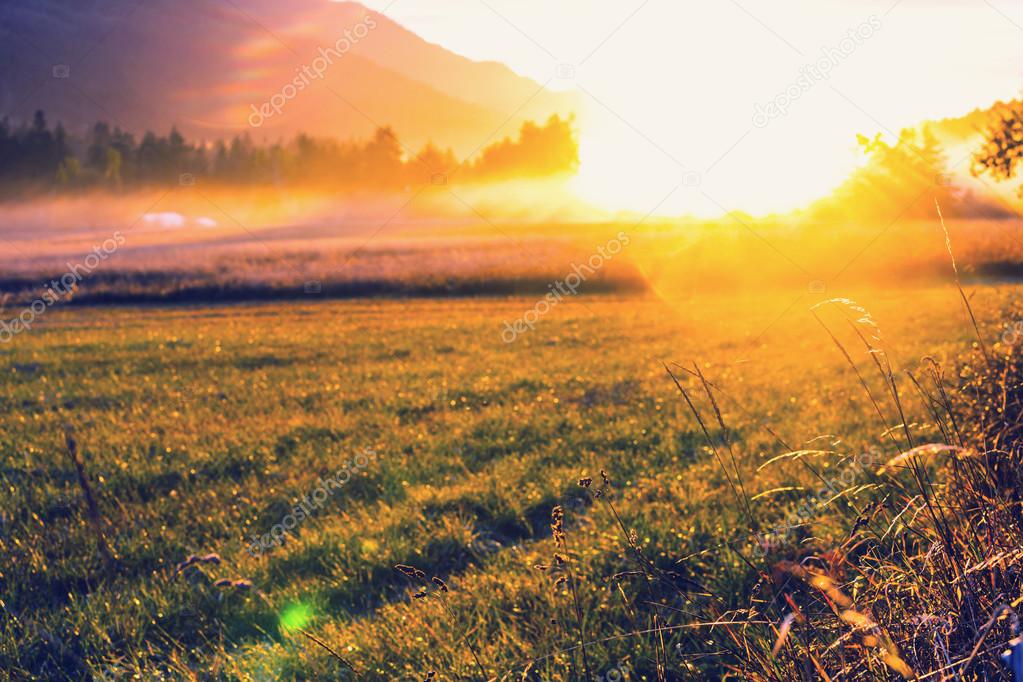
[{"xmin": 358, "ymin": 0, "xmax": 1023, "ymax": 215}]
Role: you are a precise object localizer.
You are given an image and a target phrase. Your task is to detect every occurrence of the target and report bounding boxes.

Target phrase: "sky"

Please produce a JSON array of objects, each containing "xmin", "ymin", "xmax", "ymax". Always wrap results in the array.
[{"xmin": 357, "ymin": 0, "xmax": 1023, "ymax": 216}]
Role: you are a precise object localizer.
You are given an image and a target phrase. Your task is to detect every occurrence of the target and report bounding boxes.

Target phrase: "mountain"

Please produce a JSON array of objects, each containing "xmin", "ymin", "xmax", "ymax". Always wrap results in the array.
[{"xmin": 0, "ymin": 0, "xmax": 577, "ymax": 155}]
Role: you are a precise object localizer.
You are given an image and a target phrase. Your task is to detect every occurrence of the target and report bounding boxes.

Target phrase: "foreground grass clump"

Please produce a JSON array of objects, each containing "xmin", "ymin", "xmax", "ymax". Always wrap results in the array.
[
  {"xmin": 704, "ymin": 302, "xmax": 1023, "ymax": 679},
  {"xmin": 0, "ymin": 286, "xmax": 1020, "ymax": 679}
]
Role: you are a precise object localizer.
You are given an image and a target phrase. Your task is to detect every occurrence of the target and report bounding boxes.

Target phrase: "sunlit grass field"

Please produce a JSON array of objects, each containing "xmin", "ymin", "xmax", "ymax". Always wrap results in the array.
[{"xmin": 1, "ymin": 284, "xmax": 1017, "ymax": 680}]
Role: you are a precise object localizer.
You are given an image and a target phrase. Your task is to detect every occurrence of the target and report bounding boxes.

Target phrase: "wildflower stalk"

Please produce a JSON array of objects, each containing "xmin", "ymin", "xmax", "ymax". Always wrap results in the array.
[
  {"xmin": 63, "ymin": 424, "xmax": 115, "ymax": 567},
  {"xmin": 552, "ymin": 505, "xmax": 593, "ymax": 681}
]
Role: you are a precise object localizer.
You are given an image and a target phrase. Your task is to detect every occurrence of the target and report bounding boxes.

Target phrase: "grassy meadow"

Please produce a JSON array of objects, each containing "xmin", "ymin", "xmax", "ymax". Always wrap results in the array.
[{"xmin": 3, "ymin": 282, "xmax": 1021, "ymax": 680}]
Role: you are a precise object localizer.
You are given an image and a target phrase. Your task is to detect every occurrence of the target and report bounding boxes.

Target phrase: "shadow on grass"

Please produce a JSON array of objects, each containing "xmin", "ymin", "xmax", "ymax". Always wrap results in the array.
[{"xmin": 0, "ymin": 271, "xmax": 649, "ymax": 307}]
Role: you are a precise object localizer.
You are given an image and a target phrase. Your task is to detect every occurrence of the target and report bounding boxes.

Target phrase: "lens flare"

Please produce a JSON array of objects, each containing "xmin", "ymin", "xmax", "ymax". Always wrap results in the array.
[{"xmin": 279, "ymin": 602, "xmax": 313, "ymax": 632}]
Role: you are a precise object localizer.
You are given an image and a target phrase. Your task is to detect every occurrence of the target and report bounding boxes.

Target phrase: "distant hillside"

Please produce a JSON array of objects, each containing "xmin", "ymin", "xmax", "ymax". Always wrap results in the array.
[{"xmin": 0, "ymin": 0, "xmax": 577, "ymax": 155}]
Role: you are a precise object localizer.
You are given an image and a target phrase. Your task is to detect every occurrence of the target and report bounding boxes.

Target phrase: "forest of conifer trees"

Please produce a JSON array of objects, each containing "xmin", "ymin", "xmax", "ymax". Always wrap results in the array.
[{"xmin": 0, "ymin": 111, "xmax": 579, "ymax": 195}]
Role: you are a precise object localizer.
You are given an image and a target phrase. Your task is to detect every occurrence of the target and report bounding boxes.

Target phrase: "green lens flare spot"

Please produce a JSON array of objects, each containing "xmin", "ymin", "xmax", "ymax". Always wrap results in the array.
[{"xmin": 279, "ymin": 602, "xmax": 313, "ymax": 632}]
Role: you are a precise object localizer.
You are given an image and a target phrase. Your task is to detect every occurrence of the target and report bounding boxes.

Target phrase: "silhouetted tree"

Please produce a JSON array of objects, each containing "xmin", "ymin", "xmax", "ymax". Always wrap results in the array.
[
  {"xmin": 973, "ymin": 100, "xmax": 1023, "ymax": 192},
  {"xmin": 469, "ymin": 114, "xmax": 579, "ymax": 180}
]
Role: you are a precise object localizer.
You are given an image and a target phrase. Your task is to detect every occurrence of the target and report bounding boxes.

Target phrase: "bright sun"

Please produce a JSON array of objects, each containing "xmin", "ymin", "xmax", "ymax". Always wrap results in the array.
[
  {"xmin": 569, "ymin": 117, "xmax": 869, "ymax": 218},
  {"xmin": 363, "ymin": 0, "xmax": 1023, "ymax": 217}
]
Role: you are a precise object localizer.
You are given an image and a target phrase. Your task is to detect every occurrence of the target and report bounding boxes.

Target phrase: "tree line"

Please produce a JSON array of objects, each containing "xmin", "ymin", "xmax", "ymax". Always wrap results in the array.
[
  {"xmin": 807, "ymin": 126, "xmax": 1015, "ymax": 220},
  {"xmin": 0, "ymin": 112, "xmax": 578, "ymax": 193}
]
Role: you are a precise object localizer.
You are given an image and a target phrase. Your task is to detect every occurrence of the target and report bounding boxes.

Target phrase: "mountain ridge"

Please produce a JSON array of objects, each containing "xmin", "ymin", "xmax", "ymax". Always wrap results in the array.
[{"xmin": 0, "ymin": 0, "xmax": 577, "ymax": 155}]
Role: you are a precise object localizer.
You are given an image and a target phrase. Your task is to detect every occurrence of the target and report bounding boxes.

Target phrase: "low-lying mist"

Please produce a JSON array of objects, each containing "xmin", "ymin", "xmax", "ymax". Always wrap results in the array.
[{"xmin": 2, "ymin": 182, "xmax": 1022, "ymax": 309}]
